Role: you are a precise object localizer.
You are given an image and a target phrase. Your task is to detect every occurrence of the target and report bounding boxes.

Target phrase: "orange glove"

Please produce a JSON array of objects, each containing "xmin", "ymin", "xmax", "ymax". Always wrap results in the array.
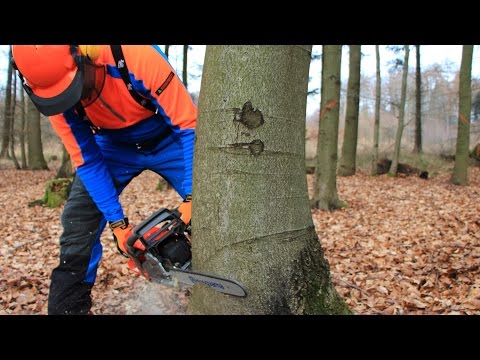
[
  {"xmin": 177, "ymin": 198, "xmax": 192, "ymax": 225},
  {"xmin": 110, "ymin": 218, "xmax": 146, "ymax": 255}
]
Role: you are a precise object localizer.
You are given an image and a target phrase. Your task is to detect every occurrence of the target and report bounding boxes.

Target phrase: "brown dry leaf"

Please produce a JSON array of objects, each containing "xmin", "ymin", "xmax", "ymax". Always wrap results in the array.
[
  {"xmin": 309, "ymin": 168, "xmax": 480, "ymax": 315},
  {"xmin": 3, "ymin": 164, "xmax": 480, "ymax": 314}
]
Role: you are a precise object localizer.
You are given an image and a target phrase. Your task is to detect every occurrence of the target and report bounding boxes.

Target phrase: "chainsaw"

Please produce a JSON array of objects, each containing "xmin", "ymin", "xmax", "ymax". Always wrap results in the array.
[{"xmin": 125, "ymin": 208, "xmax": 247, "ymax": 298}]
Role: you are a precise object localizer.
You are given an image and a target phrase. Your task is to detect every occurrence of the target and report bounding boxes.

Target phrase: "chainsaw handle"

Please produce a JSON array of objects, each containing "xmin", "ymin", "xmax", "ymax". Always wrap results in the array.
[
  {"xmin": 126, "ymin": 231, "xmax": 143, "ymax": 254},
  {"xmin": 134, "ymin": 208, "xmax": 181, "ymax": 236},
  {"xmin": 126, "ymin": 208, "xmax": 183, "ymax": 255}
]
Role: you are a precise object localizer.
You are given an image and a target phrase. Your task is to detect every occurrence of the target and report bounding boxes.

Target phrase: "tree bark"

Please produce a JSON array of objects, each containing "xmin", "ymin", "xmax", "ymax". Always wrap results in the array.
[
  {"xmin": 56, "ymin": 144, "xmax": 74, "ymax": 178},
  {"xmin": 1, "ymin": 46, "xmax": 13, "ymax": 159},
  {"xmin": 20, "ymin": 87, "xmax": 27, "ymax": 169},
  {"xmin": 9, "ymin": 60, "xmax": 20, "ymax": 169},
  {"xmin": 451, "ymin": 45, "xmax": 473, "ymax": 185},
  {"xmin": 188, "ymin": 45, "xmax": 349, "ymax": 315},
  {"xmin": 313, "ymin": 45, "xmax": 345, "ymax": 210},
  {"xmin": 413, "ymin": 45, "xmax": 422, "ymax": 154},
  {"xmin": 371, "ymin": 45, "xmax": 381, "ymax": 175},
  {"xmin": 26, "ymin": 97, "xmax": 48, "ymax": 170},
  {"xmin": 389, "ymin": 45, "xmax": 410, "ymax": 176},
  {"xmin": 338, "ymin": 45, "xmax": 361, "ymax": 176},
  {"xmin": 183, "ymin": 45, "xmax": 188, "ymax": 89}
]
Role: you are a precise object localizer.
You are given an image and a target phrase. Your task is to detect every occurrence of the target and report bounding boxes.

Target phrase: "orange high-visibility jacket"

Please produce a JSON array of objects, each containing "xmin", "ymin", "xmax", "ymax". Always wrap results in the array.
[{"xmin": 50, "ymin": 45, "xmax": 197, "ymax": 222}]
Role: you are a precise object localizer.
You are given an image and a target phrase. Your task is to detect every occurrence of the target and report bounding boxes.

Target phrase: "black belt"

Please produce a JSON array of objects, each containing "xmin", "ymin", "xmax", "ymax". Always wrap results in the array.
[{"xmin": 127, "ymin": 127, "xmax": 172, "ymax": 152}]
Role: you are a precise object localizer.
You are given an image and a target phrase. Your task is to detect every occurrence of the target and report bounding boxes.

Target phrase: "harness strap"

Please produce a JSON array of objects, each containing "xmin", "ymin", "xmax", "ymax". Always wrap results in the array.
[
  {"xmin": 110, "ymin": 45, "xmax": 157, "ymax": 113},
  {"xmin": 75, "ymin": 103, "xmax": 100, "ymax": 134}
]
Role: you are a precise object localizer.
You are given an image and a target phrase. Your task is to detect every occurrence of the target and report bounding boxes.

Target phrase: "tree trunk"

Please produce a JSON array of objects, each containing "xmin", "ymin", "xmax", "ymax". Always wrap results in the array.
[
  {"xmin": 183, "ymin": 45, "xmax": 188, "ymax": 89},
  {"xmin": 56, "ymin": 144, "xmax": 74, "ymax": 178},
  {"xmin": 389, "ymin": 45, "xmax": 410, "ymax": 176},
  {"xmin": 26, "ymin": 97, "xmax": 48, "ymax": 170},
  {"xmin": 338, "ymin": 45, "xmax": 361, "ymax": 176},
  {"xmin": 188, "ymin": 45, "xmax": 350, "ymax": 315},
  {"xmin": 20, "ymin": 87, "xmax": 27, "ymax": 169},
  {"xmin": 1, "ymin": 46, "xmax": 13, "ymax": 159},
  {"xmin": 451, "ymin": 45, "xmax": 473, "ymax": 185},
  {"xmin": 165, "ymin": 45, "xmax": 170, "ymax": 58},
  {"xmin": 413, "ymin": 45, "xmax": 422, "ymax": 154},
  {"xmin": 371, "ymin": 45, "xmax": 381, "ymax": 175},
  {"xmin": 313, "ymin": 45, "xmax": 346, "ymax": 210},
  {"xmin": 9, "ymin": 60, "xmax": 20, "ymax": 169}
]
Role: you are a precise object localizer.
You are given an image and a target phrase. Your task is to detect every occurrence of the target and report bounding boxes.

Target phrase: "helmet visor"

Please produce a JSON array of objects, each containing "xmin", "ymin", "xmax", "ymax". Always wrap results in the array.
[
  {"xmin": 80, "ymin": 60, "xmax": 106, "ymax": 107},
  {"xmin": 26, "ymin": 68, "xmax": 84, "ymax": 116},
  {"xmin": 23, "ymin": 56, "xmax": 105, "ymax": 116}
]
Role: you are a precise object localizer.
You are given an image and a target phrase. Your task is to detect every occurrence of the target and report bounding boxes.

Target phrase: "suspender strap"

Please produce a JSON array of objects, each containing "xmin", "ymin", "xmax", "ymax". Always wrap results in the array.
[
  {"xmin": 75, "ymin": 103, "xmax": 100, "ymax": 134},
  {"xmin": 110, "ymin": 45, "xmax": 157, "ymax": 113}
]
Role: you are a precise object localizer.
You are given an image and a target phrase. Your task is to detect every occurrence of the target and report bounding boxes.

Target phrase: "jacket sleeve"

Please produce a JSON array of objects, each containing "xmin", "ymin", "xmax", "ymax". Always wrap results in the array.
[{"xmin": 49, "ymin": 109, "xmax": 125, "ymax": 222}]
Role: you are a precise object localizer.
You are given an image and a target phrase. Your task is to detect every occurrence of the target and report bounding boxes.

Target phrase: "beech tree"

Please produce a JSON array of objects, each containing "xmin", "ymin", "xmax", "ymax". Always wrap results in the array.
[{"xmin": 188, "ymin": 45, "xmax": 350, "ymax": 315}]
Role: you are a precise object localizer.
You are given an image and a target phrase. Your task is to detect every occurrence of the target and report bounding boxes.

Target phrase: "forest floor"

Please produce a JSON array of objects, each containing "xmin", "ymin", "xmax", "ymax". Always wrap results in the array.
[{"xmin": 1, "ymin": 159, "xmax": 479, "ymax": 315}]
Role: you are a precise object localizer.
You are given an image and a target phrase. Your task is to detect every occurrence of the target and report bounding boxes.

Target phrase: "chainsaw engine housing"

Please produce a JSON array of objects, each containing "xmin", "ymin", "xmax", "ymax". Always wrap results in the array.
[
  {"xmin": 126, "ymin": 208, "xmax": 192, "ymax": 282},
  {"xmin": 152, "ymin": 233, "xmax": 191, "ymax": 269}
]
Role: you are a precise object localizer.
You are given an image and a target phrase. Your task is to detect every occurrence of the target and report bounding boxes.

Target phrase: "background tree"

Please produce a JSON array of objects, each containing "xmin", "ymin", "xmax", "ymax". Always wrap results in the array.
[
  {"xmin": 451, "ymin": 45, "xmax": 474, "ymax": 185},
  {"xmin": 313, "ymin": 45, "xmax": 345, "ymax": 210},
  {"xmin": 19, "ymin": 86, "xmax": 27, "ymax": 169},
  {"xmin": 26, "ymin": 98, "xmax": 48, "ymax": 170},
  {"xmin": 473, "ymin": 91, "xmax": 480, "ymax": 122},
  {"xmin": 56, "ymin": 144, "xmax": 73, "ymax": 178},
  {"xmin": 413, "ymin": 45, "xmax": 423, "ymax": 153},
  {"xmin": 188, "ymin": 45, "xmax": 349, "ymax": 315},
  {"xmin": 389, "ymin": 45, "xmax": 410, "ymax": 176},
  {"xmin": 9, "ymin": 56, "xmax": 19, "ymax": 170},
  {"xmin": 183, "ymin": 45, "xmax": 188, "ymax": 89},
  {"xmin": 165, "ymin": 45, "xmax": 170, "ymax": 58},
  {"xmin": 1, "ymin": 46, "xmax": 13, "ymax": 159},
  {"xmin": 338, "ymin": 45, "xmax": 361, "ymax": 176},
  {"xmin": 371, "ymin": 45, "xmax": 381, "ymax": 175}
]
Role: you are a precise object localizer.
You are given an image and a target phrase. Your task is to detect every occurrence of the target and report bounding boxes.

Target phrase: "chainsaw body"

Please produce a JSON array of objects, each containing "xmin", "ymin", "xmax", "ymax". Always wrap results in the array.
[
  {"xmin": 126, "ymin": 208, "xmax": 192, "ymax": 286},
  {"xmin": 126, "ymin": 208, "xmax": 247, "ymax": 297}
]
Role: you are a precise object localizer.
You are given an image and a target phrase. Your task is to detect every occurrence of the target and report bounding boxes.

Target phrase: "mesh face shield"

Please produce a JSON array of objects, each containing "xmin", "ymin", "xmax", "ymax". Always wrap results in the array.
[{"xmin": 80, "ymin": 59, "xmax": 106, "ymax": 107}]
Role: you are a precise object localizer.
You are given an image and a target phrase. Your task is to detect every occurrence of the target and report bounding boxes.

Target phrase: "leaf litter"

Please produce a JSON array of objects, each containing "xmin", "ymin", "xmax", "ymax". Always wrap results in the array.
[{"xmin": 1, "ymin": 164, "xmax": 479, "ymax": 315}]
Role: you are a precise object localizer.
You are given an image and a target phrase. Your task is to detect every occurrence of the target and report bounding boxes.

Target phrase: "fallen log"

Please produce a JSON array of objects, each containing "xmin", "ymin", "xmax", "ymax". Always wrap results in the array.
[{"xmin": 377, "ymin": 158, "xmax": 429, "ymax": 179}]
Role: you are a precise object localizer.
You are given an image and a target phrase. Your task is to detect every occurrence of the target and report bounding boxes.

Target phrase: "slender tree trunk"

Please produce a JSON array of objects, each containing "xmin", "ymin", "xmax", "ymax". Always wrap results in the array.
[
  {"xmin": 20, "ymin": 87, "xmax": 27, "ymax": 169},
  {"xmin": 451, "ymin": 45, "xmax": 473, "ymax": 185},
  {"xmin": 338, "ymin": 45, "xmax": 361, "ymax": 176},
  {"xmin": 183, "ymin": 45, "xmax": 188, "ymax": 89},
  {"xmin": 371, "ymin": 45, "xmax": 381, "ymax": 175},
  {"xmin": 1, "ymin": 46, "xmax": 13, "ymax": 159},
  {"xmin": 313, "ymin": 45, "xmax": 346, "ymax": 210},
  {"xmin": 413, "ymin": 45, "xmax": 422, "ymax": 153},
  {"xmin": 389, "ymin": 45, "xmax": 410, "ymax": 176},
  {"xmin": 26, "ymin": 97, "xmax": 48, "ymax": 170},
  {"xmin": 56, "ymin": 144, "xmax": 74, "ymax": 178},
  {"xmin": 188, "ymin": 45, "xmax": 349, "ymax": 315},
  {"xmin": 10, "ymin": 64, "xmax": 20, "ymax": 169},
  {"xmin": 165, "ymin": 45, "xmax": 170, "ymax": 58}
]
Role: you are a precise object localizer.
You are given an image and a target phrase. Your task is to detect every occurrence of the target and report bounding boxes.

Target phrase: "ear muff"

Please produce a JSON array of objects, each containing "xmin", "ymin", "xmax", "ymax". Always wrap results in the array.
[{"xmin": 79, "ymin": 45, "xmax": 101, "ymax": 61}]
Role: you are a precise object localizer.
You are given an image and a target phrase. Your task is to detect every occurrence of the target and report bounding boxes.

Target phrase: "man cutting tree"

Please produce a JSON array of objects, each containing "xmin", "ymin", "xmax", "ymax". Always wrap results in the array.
[{"xmin": 12, "ymin": 45, "xmax": 196, "ymax": 315}]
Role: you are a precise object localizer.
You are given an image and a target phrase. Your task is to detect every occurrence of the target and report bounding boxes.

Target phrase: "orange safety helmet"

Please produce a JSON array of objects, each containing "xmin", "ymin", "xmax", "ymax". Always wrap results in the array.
[{"xmin": 12, "ymin": 45, "xmax": 105, "ymax": 116}]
